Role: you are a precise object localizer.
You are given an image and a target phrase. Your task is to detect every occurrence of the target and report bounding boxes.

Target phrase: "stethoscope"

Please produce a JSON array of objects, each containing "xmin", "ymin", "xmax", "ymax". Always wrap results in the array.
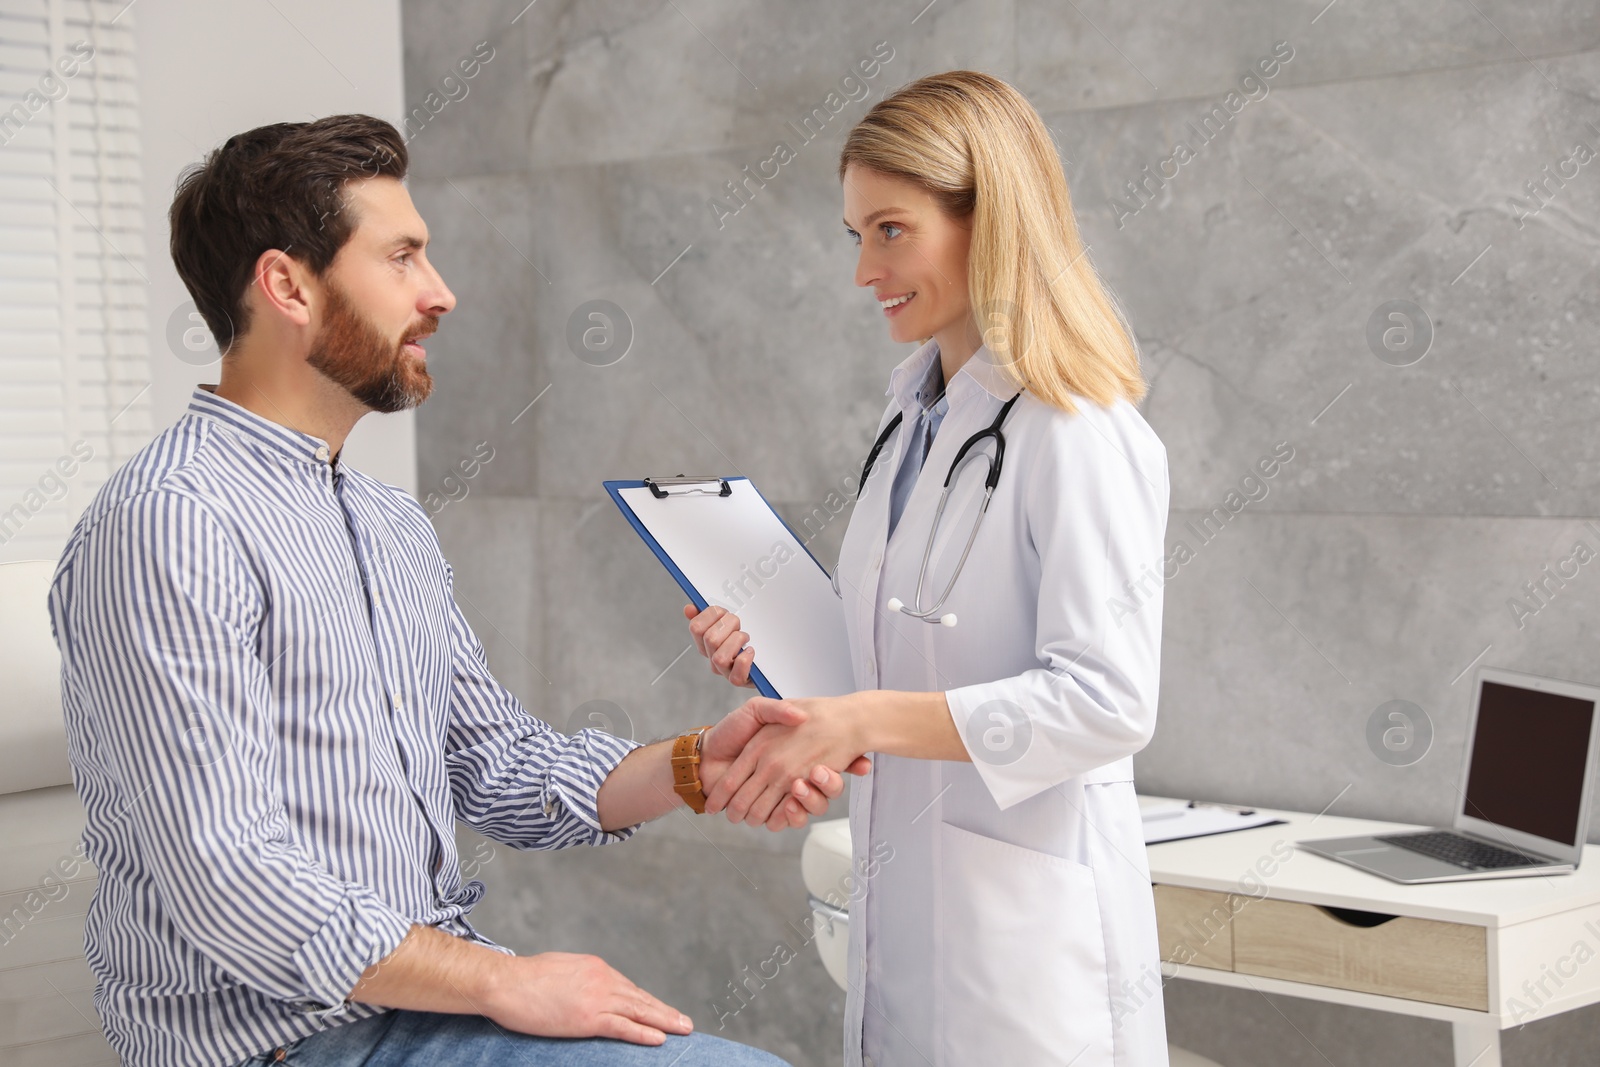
[{"xmin": 831, "ymin": 390, "xmax": 1023, "ymax": 627}]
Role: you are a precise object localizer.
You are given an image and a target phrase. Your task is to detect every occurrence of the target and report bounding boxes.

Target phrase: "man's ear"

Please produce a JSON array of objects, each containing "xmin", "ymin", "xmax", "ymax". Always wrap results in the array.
[{"xmin": 250, "ymin": 248, "xmax": 315, "ymax": 330}]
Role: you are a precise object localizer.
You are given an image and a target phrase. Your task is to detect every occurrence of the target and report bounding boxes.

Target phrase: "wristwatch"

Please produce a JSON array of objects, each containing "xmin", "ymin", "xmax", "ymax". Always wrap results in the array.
[{"xmin": 671, "ymin": 725, "xmax": 714, "ymax": 814}]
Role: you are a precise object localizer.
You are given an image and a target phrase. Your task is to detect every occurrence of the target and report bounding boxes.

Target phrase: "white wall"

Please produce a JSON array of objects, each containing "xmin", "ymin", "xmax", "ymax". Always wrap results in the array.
[{"xmin": 135, "ymin": 0, "xmax": 416, "ymax": 492}]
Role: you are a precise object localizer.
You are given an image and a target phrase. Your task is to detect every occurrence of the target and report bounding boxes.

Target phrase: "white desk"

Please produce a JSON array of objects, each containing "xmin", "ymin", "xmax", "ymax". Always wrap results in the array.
[{"xmin": 1143, "ymin": 797, "xmax": 1600, "ymax": 1067}]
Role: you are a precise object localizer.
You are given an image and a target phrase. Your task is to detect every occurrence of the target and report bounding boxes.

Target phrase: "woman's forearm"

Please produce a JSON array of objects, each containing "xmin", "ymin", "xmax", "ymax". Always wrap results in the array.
[{"xmin": 857, "ymin": 689, "xmax": 969, "ymax": 762}]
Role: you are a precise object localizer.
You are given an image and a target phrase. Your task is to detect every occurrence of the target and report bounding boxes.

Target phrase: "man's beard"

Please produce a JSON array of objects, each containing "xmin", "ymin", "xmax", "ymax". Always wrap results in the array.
[{"xmin": 306, "ymin": 279, "xmax": 435, "ymax": 414}]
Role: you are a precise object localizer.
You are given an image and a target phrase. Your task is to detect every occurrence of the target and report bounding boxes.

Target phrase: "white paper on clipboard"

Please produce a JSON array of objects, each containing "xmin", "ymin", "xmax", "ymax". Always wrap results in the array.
[
  {"xmin": 1141, "ymin": 801, "xmax": 1285, "ymax": 844},
  {"xmin": 612, "ymin": 479, "xmax": 855, "ymax": 699}
]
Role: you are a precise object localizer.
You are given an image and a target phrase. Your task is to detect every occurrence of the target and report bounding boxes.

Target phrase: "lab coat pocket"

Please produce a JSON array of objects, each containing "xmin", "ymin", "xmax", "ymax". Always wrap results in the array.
[{"xmin": 937, "ymin": 822, "xmax": 1114, "ymax": 1066}]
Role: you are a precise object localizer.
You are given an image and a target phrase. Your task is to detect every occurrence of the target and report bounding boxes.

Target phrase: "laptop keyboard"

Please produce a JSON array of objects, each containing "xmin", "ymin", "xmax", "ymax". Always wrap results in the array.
[{"xmin": 1381, "ymin": 830, "xmax": 1547, "ymax": 870}]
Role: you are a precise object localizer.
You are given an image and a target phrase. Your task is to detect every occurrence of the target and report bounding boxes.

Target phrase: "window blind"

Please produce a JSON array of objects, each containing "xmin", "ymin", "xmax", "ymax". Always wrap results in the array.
[{"xmin": 0, "ymin": 0, "xmax": 147, "ymax": 562}]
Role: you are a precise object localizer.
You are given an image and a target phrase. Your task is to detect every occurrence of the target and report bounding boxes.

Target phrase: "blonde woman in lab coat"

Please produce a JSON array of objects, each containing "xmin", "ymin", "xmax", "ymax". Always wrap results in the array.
[{"xmin": 685, "ymin": 70, "xmax": 1170, "ymax": 1067}]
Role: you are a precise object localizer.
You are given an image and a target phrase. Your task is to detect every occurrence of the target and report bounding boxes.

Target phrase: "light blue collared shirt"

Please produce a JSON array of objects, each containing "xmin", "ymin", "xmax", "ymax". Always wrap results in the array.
[{"xmin": 886, "ymin": 345, "xmax": 948, "ymax": 540}]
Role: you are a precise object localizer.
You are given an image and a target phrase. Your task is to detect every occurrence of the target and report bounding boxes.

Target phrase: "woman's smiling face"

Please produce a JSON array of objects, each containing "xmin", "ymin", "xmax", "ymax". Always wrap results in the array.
[{"xmin": 842, "ymin": 163, "xmax": 973, "ymax": 349}]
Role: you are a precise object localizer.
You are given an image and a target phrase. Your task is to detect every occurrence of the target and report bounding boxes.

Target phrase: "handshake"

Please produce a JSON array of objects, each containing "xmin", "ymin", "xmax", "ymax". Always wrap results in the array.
[{"xmin": 685, "ymin": 603, "xmax": 875, "ymax": 831}]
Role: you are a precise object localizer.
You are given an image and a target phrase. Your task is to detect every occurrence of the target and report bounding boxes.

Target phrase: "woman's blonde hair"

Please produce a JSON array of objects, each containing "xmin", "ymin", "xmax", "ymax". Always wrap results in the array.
[{"xmin": 839, "ymin": 70, "xmax": 1145, "ymax": 413}]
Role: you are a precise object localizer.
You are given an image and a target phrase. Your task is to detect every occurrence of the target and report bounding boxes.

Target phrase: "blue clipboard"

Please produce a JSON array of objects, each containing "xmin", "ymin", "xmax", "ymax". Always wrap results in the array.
[{"xmin": 604, "ymin": 476, "xmax": 852, "ymax": 700}]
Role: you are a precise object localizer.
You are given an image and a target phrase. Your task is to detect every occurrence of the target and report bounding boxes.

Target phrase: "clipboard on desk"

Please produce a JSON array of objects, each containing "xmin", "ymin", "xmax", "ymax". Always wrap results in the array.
[
  {"xmin": 604, "ymin": 476, "xmax": 856, "ymax": 700},
  {"xmin": 1140, "ymin": 796, "xmax": 1286, "ymax": 844}
]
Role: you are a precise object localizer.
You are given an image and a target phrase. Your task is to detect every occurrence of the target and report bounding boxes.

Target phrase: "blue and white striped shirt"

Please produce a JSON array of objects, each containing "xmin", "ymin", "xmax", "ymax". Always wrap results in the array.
[{"xmin": 48, "ymin": 387, "xmax": 641, "ymax": 1067}]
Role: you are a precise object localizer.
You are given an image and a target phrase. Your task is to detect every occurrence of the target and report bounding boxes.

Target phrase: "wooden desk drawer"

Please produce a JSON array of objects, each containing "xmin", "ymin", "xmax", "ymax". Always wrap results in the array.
[
  {"xmin": 1153, "ymin": 885, "xmax": 1235, "ymax": 971},
  {"xmin": 1231, "ymin": 898, "xmax": 1488, "ymax": 1010}
]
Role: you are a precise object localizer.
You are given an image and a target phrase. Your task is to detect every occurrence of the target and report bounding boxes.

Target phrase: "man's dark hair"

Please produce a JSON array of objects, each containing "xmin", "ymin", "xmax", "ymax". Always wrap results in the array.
[{"xmin": 169, "ymin": 114, "xmax": 408, "ymax": 354}]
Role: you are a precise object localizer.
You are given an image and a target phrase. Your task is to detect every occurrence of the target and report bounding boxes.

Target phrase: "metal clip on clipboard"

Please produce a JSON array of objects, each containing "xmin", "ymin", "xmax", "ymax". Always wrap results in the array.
[{"xmin": 644, "ymin": 475, "xmax": 732, "ymax": 499}]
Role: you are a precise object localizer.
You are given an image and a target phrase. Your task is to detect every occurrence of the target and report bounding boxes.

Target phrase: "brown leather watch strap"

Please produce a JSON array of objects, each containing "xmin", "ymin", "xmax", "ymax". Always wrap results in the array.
[{"xmin": 671, "ymin": 726, "xmax": 713, "ymax": 814}]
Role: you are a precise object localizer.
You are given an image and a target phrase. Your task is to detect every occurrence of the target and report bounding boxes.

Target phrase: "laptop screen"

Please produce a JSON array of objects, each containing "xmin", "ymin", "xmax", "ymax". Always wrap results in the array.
[{"xmin": 1462, "ymin": 679, "xmax": 1597, "ymax": 846}]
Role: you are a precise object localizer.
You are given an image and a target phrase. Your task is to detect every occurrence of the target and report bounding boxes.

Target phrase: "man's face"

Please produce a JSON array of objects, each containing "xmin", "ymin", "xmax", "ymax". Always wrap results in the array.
[{"xmin": 307, "ymin": 177, "xmax": 455, "ymax": 413}]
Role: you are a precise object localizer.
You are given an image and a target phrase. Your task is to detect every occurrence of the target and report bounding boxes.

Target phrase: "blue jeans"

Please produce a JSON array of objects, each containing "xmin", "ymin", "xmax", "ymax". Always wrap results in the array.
[{"xmin": 236, "ymin": 1010, "xmax": 791, "ymax": 1066}]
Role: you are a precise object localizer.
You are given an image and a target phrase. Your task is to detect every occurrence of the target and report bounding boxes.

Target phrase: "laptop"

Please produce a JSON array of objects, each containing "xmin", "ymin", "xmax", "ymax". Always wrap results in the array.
[{"xmin": 1299, "ymin": 666, "xmax": 1600, "ymax": 884}]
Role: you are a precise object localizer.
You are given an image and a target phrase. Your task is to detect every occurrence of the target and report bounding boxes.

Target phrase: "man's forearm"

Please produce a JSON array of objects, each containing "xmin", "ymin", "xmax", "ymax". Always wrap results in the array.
[
  {"xmin": 595, "ymin": 741, "xmax": 683, "ymax": 831},
  {"xmin": 348, "ymin": 923, "xmax": 507, "ymax": 1014}
]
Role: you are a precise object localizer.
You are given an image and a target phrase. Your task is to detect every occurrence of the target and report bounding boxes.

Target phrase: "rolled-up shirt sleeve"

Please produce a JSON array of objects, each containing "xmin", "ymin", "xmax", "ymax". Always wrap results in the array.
[
  {"xmin": 944, "ymin": 402, "xmax": 1169, "ymax": 809},
  {"xmin": 55, "ymin": 490, "xmax": 414, "ymax": 1009},
  {"xmin": 438, "ymin": 559, "xmax": 643, "ymax": 848}
]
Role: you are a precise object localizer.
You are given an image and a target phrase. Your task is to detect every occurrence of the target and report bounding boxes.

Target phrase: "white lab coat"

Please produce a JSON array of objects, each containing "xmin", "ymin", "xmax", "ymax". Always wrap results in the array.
[{"xmin": 835, "ymin": 339, "xmax": 1171, "ymax": 1067}]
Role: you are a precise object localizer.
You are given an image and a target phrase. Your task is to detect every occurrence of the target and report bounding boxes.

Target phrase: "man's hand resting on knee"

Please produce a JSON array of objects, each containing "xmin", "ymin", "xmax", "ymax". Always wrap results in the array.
[{"xmin": 350, "ymin": 924, "xmax": 694, "ymax": 1046}]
